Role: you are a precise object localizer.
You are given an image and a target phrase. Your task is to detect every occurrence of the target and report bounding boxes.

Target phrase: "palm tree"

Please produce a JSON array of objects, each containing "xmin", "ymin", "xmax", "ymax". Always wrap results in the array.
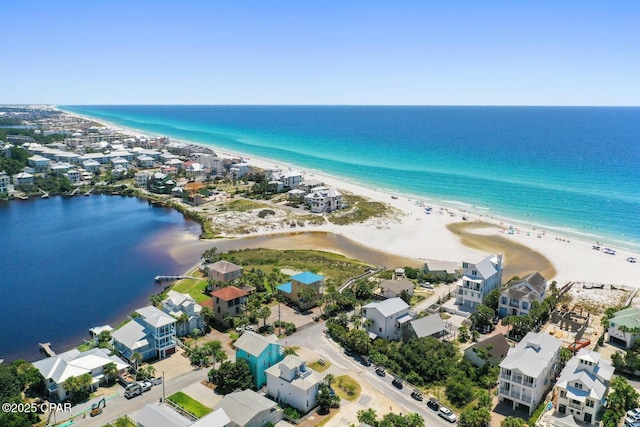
[
  {"xmin": 175, "ymin": 313, "xmax": 190, "ymax": 336},
  {"xmin": 103, "ymin": 362, "xmax": 118, "ymax": 385},
  {"xmin": 130, "ymin": 352, "xmax": 143, "ymax": 371},
  {"xmin": 192, "ymin": 328, "xmax": 202, "ymax": 347},
  {"xmin": 201, "ymin": 306, "xmax": 214, "ymax": 326},
  {"xmin": 258, "ymin": 306, "xmax": 271, "ymax": 329}
]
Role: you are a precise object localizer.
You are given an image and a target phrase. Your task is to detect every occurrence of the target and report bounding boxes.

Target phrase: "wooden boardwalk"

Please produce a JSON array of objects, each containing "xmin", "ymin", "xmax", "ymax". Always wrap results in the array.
[{"xmin": 39, "ymin": 342, "xmax": 56, "ymax": 357}]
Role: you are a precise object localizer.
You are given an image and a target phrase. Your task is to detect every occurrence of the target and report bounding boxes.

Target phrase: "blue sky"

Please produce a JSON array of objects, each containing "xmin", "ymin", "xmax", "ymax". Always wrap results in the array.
[{"xmin": 1, "ymin": 0, "xmax": 638, "ymax": 105}]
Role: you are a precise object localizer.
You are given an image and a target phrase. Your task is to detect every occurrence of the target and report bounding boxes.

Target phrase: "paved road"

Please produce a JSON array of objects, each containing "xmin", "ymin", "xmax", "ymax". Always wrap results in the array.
[
  {"xmin": 282, "ymin": 320, "xmax": 453, "ymax": 426},
  {"xmin": 52, "ymin": 368, "xmax": 209, "ymax": 427}
]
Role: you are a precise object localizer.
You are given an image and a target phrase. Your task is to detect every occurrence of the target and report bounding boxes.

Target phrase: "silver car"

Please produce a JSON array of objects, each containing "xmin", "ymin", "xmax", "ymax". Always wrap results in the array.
[{"xmin": 438, "ymin": 407, "xmax": 457, "ymax": 423}]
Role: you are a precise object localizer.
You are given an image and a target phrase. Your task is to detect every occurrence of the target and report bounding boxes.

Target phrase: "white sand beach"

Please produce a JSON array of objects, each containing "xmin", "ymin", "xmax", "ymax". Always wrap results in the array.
[{"xmin": 64, "ymin": 110, "xmax": 640, "ymax": 289}]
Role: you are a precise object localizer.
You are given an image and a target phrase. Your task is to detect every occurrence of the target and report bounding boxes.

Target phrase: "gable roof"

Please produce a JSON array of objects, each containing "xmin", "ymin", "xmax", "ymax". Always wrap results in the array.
[
  {"xmin": 33, "ymin": 348, "xmax": 128, "ymax": 384},
  {"xmin": 215, "ymin": 389, "xmax": 277, "ymax": 426},
  {"xmin": 409, "ymin": 315, "xmax": 447, "ymax": 338},
  {"xmin": 136, "ymin": 306, "xmax": 176, "ymax": 328},
  {"xmin": 473, "ymin": 255, "xmax": 500, "ymax": 279},
  {"xmin": 500, "ymin": 332, "xmax": 563, "ymax": 377},
  {"xmin": 211, "ymin": 286, "xmax": 249, "ymax": 301},
  {"xmin": 112, "ymin": 319, "xmax": 150, "ymax": 350},
  {"xmin": 467, "ymin": 334, "xmax": 511, "ymax": 365},
  {"xmin": 363, "ymin": 297, "xmax": 409, "ymax": 318},
  {"xmin": 507, "ymin": 272, "xmax": 547, "ymax": 296},
  {"xmin": 556, "ymin": 349, "xmax": 613, "ymax": 401},
  {"xmin": 276, "ymin": 281, "xmax": 292, "ymax": 294},
  {"xmin": 291, "ymin": 271, "xmax": 324, "ymax": 285},
  {"xmin": 380, "ymin": 279, "xmax": 414, "ymax": 294},
  {"xmin": 191, "ymin": 408, "xmax": 232, "ymax": 427},
  {"xmin": 135, "ymin": 403, "xmax": 192, "ymax": 427},
  {"xmin": 235, "ymin": 331, "xmax": 279, "ymax": 357}
]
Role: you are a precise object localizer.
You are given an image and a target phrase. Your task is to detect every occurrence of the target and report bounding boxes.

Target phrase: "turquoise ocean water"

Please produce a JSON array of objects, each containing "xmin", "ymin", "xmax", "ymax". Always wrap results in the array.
[{"xmin": 61, "ymin": 106, "xmax": 640, "ymax": 251}]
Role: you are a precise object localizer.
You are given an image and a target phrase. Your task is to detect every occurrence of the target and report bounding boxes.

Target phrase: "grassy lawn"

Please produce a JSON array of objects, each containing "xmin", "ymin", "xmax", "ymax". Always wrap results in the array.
[
  {"xmin": 167, "ymin": 392, "xmax": 212, "ymax": 418},
  {"xmin": 221, "ymin": 249, "xmax": 372, "ymax": 286},
  {"xmin": 172, "ymin": 269, "xmax": 209, "ymax": 303},
  {"xmin": 309, "ymin": 360, "xmax": 331, "ymax": 372},
  {"xmin": 333, "ymin": 375, "xmax": 361, "ymax": 401},
  {"xmin": 410, "ymin": 294, "xmax": 426, "ymax": 305},
  {"xmin": 327, "ymin": 194, "xmax": 397, "ymax": 225},
  {"xmin": 101, "ymin": 416, "xmax": 136, "ymax": 427}
]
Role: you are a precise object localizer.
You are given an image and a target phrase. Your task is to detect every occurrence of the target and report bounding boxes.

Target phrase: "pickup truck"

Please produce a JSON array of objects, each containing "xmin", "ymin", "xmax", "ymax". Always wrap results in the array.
[{"xmin": 124, "ymin": 383, "xmax": 142, "ymax": 399}]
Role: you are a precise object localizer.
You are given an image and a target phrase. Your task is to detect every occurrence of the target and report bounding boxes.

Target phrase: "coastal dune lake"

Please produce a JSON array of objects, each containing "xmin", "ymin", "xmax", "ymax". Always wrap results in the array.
[{"xmin": 0, "ymin": 195, "xmax": 201, "ymax": 362}]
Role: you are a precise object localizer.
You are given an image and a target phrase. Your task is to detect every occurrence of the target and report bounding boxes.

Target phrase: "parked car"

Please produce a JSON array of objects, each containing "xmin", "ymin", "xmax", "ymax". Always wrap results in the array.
[
  {"xmin": 140, "ymin": 381, "xmax": 152, "ymax": 392},
  {"xmin": 391, "ymin": 378, "xmax": 403, "ymax": 389},
  {"xmin": 427, "ymin": 397, "xmax": 440, "ymax": 411},
  {"xmin": 360, "ymin": 357, "xmax": 372, "ymax": 367},
  {"xmin": 420, "ymin": 282, "xmax": 434, "ymax": 289},
  {"xmin": 375, "ymin": 367, "xmax": 386, "ymax": 377},
  {"xmin": 438, "ymin": 406, "xmax": 458, "ymax": 423},
  {"xmin": 411, "ymin": 390, "xmax": 423, "ymax": 401}
]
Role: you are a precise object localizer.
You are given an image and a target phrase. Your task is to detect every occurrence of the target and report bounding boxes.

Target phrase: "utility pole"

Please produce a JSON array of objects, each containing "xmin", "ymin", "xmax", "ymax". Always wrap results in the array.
[
  {"xmin": 278, "ymin": 301, "xmax": 282, "ymax": 336},
  {"xmin": 162, "ymin": 371, "xmax": 165, "ymax": 403}
]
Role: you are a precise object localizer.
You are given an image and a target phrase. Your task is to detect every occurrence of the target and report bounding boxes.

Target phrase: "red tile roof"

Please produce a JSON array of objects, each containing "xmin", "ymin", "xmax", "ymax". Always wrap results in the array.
[{"xmin": 211, "ymin": 286, "xmax": 249, "ymax": 301}]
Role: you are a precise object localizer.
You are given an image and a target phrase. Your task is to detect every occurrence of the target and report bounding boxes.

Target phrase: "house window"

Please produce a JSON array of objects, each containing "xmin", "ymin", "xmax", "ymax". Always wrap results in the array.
[
  {"xmin": 574, "ymin": 383, "xmax": 583, "ymax": 390},
  {"xmin": 472, "ymin": 270, "xmax": 477, "ymax": 275},
  {"xmin": 560, "ymin": 390, "xmax": 567, "ymax": 398},
  {"xmin": 227, "ymin": 300, "xmax": 233, "ymax": 308},
  {"xmin": 236, "ymin": 307, "xmax": 240, "ymax": 314},
  {"xmin": 522, "ymin": 302, "xmax": 529, "ymax": 310},
  {"xmin": 217, "ymin": 306, "xmax": 220, "ymax": 313},
  {"xmin": 501, "ymin": 296, "xmax": 507, "ymax": 304},
  {"xmin": 379, "ymin": 327, "xmax": 382, "ymax": 332},
  {"xmin": 586, "ymin": 399, "xmax": 594, "ymax": 408}
]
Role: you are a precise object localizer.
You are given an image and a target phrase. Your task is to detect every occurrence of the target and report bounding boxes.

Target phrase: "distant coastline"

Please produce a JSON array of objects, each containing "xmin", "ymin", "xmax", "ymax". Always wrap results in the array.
[{"xmin": 59, "ymin": 105, "xmax": 640, "ymax": 252}]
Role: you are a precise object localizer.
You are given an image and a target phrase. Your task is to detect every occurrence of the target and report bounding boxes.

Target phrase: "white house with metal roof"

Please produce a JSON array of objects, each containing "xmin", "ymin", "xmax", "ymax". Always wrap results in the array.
[
  {"xmin": 498, "ymin": 332, "xmax": 563, "ymax": 415},
  {"xmin": 362, "ymin": 297, "xmax": 411, "ymax": 341},
  {"xmin": 456, "ymin": 253, "xmax": 503, "ymax": 309},
  {"xmin": 112, "ymin": 306, "xmax": 177, "ymax": 362},
  {"xmin": 402, "ymin": 314, "xmax": 449, "ymax": 342},
  {"xmin": 303, "ymin": 187, "xmax": 342, "ymax": 213},
  {"xmin": 161, "ymin": 290, "xmax": 204, "ymax": 337},
  {"xmin": 213, "ymin": 389, "xmax": 284, "ymax": 427},
  {"xmin": 607, "ymin": 307, "xmax": 640, "ymax": 349},
  {"xmin": 552, "ymin": 349, "xmax": 614, "ymax": 425},
  {"xmin": 266, "ymin": 355, "xmax": 322, "ymax": 414},
  {"xmin": 33, "ymin": 347, "xmax": 128, "ymax": 401},
  {"xmin": 135, "ymin": 402, "xmax": 193, "ymax": 427}
]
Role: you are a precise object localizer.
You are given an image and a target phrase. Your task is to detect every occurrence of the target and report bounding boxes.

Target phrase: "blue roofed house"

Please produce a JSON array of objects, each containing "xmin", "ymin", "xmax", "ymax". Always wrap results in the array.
[
  {"xmin": 112, "ymin": 306, "xmax": 177, "ymax": 362},
  {"xmin": 276, "ymin": 271, "xmax": 324, "ymax": 310},
  {"xmin": 235, "ymin": 331, "xmax": 285, "ymax": 388}
]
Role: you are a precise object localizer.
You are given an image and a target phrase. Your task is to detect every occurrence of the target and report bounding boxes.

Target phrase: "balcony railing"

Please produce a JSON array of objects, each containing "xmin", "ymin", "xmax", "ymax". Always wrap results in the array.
[{"xmin": 568, "ymin": 401, "xmax": 583, "ymax": 410}]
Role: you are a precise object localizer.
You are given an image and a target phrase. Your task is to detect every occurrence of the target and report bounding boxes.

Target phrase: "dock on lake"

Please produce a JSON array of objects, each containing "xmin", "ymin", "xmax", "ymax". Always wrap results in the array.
[
  {"xmin": 154, "ymin": 275, "xmax": 199, "ymax": 283},
  {"xmin": 39, "ymin": 342, "xmax": 56, "ymax": 357}
]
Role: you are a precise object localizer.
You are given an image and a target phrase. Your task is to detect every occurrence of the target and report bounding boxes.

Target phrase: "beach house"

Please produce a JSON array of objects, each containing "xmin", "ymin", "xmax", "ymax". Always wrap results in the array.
[
  {"xmin": 379, "ymin": 278, "xmax": 414, "ymax": 300},
  {"xmin": 464, "ymin": 334, "xmax": 511, "ymax": 367},
  {"xmin": 28, "ymin": 154, "xmax": 50, "ymax": 171},
  {"xmin": 210, "ymin": 285, "xmax": 249, "ymax": 327},
  {"xmin": 206, "ymin": 260, "xmax": 244, "ymax": 283},
  {"xmin": 0, "ymin": 171, "xmax": 10, "ymax": 193},
  {"xmin": 362, "ymin": 297, "xmax": 411, "ymax": 341},
  {"xmin": 161, "ymin": 290, "xmax": 204, "ymax": 336},
  {"xmin": 498, "ymin": 332, "xmax": 563, "ymax": 415},
  {"xmin": 213, "ymin": 389, "xmax": 284, "ymax": 427},
  {"xmin": 606, "ymin": 307, "xmax": 640, "ymax": 348},
  {"xmin": 498, "ymin": 272, "xmax": 547, "ymax": 317},
  {"xmin": 33, "ymin": 348, "xmax": 128, "ymax": 401},
  {"xmin": 456, "ymin": 253, "xmax": 503, "ymax": 309},
  {"xmin": 266, "ymin": 355, "xmax": 322, "ymax": 414},
  {"xmin": 552, "ymin": 349, "xmax": 614, "ymax": 425},
  {"xmin": 402, "ymin": 314, "xmax": 449, "ymax": 342},
  {"xmin": 276, "ymin": 271, "xmax": 324, "ymax": 310},
  {"xmin": 235, "ymin": 331, "xmax": 285, "ymax": 388},
  {"xmin": 303, "ymin": 187, "xmax": 343, "ymax": 213},
  {"xmin": 112, "ymin": 306, "xmax": 177, "ymax": 362},
  {"xmin": 12, "ymin": 171, "xmax": 34, "ymax": 189}
]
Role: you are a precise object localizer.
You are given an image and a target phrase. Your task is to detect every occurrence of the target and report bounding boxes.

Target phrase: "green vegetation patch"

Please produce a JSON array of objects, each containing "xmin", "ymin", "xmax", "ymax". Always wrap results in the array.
[
  {"xmin": 309, "ymin": 360, "xmax": 332, "ymax": 372},
  {"xmin": 172, "ymin": 270, "xmax": 209, "ymax": 303},
  {"xmin": 167, "ymin": 391, "xmax": 212, "ymax": 418},
  {"xmin": 220, "ymin": 248, "xmax": 372, "ymax": 285},
  {"xmin": 334, "ymin": 375, "xmax": 361, "ymax": 401},
  {"xmin": 327, "ymin": 194, "xmax": 396, "ymax": 225}
]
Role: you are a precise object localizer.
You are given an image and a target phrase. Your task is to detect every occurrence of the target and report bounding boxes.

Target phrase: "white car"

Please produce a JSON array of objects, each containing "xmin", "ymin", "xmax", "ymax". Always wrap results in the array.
[
  {"xmin": 627, "ymin": 257, "xmax": 637, "ymax": 263},
  {"xmin": 438, "ymin": 407, "xmax": 457, "ymax": 423}
]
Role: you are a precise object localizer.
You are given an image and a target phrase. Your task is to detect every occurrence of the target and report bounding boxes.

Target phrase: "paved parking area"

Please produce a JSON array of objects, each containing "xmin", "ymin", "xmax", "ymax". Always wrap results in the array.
[{"xmin": 150, "ymin": 347, "xmax": 194, "ymax": 380}]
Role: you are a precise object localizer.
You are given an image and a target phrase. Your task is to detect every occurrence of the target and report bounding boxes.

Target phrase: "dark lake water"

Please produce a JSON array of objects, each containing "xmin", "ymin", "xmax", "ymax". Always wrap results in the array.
[{"xmin": 0, "ymin": 195, "xmax": 202, "ymax": 362}]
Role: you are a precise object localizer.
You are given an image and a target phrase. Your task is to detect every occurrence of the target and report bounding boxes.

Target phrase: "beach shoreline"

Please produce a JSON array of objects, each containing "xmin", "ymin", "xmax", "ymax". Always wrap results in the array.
[{"xmin": 58, "ymin": 107, "xmax": 640, "ymax": 288}]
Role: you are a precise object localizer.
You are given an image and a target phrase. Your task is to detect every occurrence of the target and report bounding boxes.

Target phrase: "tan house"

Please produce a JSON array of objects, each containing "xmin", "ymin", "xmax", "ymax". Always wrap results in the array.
[
  {"xmin": 206, "ymin": 260, "xmax": 243, "ymax": 283},
  {"xmin": 276, "ymin": 271, "xmax": 324, "ymax": 309},
  {"xmin": 211, "ymin": 286, "xmax": 249, "ymax": 327}
]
